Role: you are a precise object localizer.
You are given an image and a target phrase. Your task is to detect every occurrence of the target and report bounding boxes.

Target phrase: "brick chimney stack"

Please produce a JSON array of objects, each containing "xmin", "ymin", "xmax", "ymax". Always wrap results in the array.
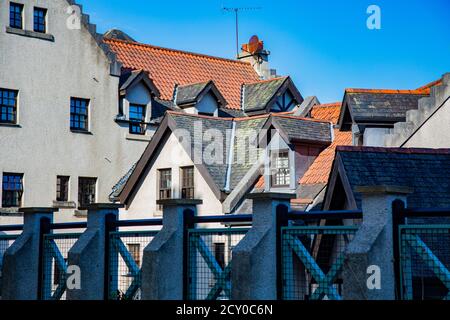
[{"xmin": 237, "ymin": 35, "xmax": 277, "ymax": 80}]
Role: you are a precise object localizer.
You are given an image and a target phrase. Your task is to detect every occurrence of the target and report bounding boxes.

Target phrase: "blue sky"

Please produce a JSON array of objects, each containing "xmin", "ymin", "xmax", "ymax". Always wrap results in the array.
[{"xmin": 78, "ymin": 0, "xmax": 450, "ymax": 102}]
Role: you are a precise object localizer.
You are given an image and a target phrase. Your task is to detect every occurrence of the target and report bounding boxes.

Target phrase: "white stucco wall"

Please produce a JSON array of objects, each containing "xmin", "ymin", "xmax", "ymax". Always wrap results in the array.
[
  {"xmin": 402, "ymin": 100, "xmax": 450, "ymax": 148},
  {"xmin": 363, "ymin": 128, "xmax": 391, "ymax": 147},
  {"xmin": 122, "ymin": 133, "xmax": 223, "ymax": 220},
  {"xmin": 183, "ymin": 92, "xmax": 218, "ymax": 116},
  {"xmin": 0, "ymin": 0, "xmax": 149, "ymax": 223}
]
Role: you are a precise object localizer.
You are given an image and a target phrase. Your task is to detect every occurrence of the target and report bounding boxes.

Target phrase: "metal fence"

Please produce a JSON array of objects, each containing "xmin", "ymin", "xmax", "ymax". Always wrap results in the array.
[
  {"xmin": 281, "ymin": 225, "xmax": 357, "ymax": 300},
  {"xmin": 187, "ymin": 228, "xmax": 249, "ymax": 300},
  {"xmin": 399, "ymin": 225, "xmax": 450, "ymax": 300},
  {"xmin": 41, "ymin": 232, "xmax": 82, "ymax": 300},
  {"xmin": 108, "ymin": 230, "xmax": 158, "ymax": 300}
]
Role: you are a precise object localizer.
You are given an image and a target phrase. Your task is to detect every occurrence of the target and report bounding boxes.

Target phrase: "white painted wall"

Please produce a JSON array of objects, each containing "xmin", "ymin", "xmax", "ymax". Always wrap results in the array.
[
  {"xmin": 402, "ymin": 100, "xmax": 450, "ymax": 148},
  {"xmin": 183, "ymin": 92, "xmax": 218, "ymax": 116},
  {"xmin": 121, "ymin": 133, "xmax": 223, "ymax": 220},
  {"xmin": 363, "ymin": 128, "xmax": 391, "ymax": 147},
  {"xmin": 0, "ymin": 0, "xmax": 148, "ymax": 223}
]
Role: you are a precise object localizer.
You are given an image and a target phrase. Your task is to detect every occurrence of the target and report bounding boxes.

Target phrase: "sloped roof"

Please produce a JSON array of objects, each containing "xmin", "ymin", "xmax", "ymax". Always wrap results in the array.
[
  {"xmin": 104, "ymin": 38, "xmax": 260, "ymax": 110},
  {"xmin": 311, "ymin": 103, "xmax": 342, "ymax": 125},
  {"xmin": 243, "ymin": 77, "xmax": 303, "ymax": 113},
  {"xmin": 335, "ymin": 146, "xmax": 450, "ymax": 209},
  {"xmin": 115, "ymin": 112, "xmax": 332, "ymax": 204},
  {"xmin": 175, "ymin": 80, "xmax": 227, "ymax": 108}
]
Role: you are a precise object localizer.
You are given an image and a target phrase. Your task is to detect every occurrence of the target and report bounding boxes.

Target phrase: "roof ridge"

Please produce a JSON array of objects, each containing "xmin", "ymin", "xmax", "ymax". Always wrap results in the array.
[
  {"xmin": 271, "ymin": 113, "xmax": 332, "ymax": 124},
  {"xmin": 104, "ymin": 38, "xmax": 254, "ymax": 66},
  {"xmin": 313, "ymin": 102, "xmax": 341, "ymax": 108},
  {"xmin": 244, "ymin": 76, "xmax": 288, "ymax": 85},
  {"xmin": 416, "ymin": 78, "xmax": 443, "ymax": 91},
  {"xmin": 336, "ymin": 146, "xmax": 450, "ymax": 155},
  {"xmin": 345, "ymin": 88, "xmax": 430, "ymax": 95}
]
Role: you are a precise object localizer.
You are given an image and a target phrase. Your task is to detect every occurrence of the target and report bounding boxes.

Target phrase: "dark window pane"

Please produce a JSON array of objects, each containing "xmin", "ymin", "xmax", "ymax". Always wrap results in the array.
[
  {"xmin": 56, "ymin": 176, "xmax": 69, "ymax": 202},
  {"xmin": 214, "ymin": 243, "xmax": 225, "ymax": 269},
  {"xmin": 181, "ymin": 166, "xmax": 194, "ymax": 199},
  {"xmin": 129, "ymin": 104, "xmax": 146, "ymax": 135},
  {"xmin": 70, "ymin": 98, "xmax": 90, "ymax": 131},
  {"xmin": 271, "ymin": 151, "xmax": 290, "ymax": 187},
  {"xmin": 158, "ymin": 169, "xmax": 172, "ymax": 209},
  {"xmin": 0, "ymin": 89, "xmax": 18, "ymax": 124},
  {"xmin": 33, "ymin": 7, "xmax": 47, "ymax": 33},
  {"xmin": 78, "ymin": 177, "xmax": 96, "ymax": 209},
  {"xmin": 10, "ymin": 3, "xmax": 23, "ymax": 29},
  {"xmin": 2, "ymin": 173, "xmax": 23, "ymax": 207}
]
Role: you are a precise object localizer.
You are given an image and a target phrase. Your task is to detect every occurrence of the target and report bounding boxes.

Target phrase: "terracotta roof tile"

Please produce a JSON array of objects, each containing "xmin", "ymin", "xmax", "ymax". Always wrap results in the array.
[
  {"xmin": 105, "ymin": 38, "xmax": 260, "ymax": 110},
  {"xmin": 300, "ymin": 130, "xmax": 353, "ymax": 185},
  {"xmin": 310, "ymin": 102, "xmax": 342, "ymax": 124}
]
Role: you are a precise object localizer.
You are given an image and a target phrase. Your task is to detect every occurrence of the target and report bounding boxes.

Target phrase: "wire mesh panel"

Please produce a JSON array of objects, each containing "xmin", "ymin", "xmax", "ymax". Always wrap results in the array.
[
  {"xmin": 187, "ymin": 228, "xmax": 248, "ymax": 300},
  {"xmin": 399, "ymin": 225, "xmax": 450, "ymax": 300},
  {"xmin": 41, "ymin": 233, "xmax": 82, "ymax": 300},
  {"xmin": 108, "ymin": 231, "xmax": 158, "ymax": 300},
  {"xmin": 0, "ymin": 234, "xmax": 20, "ymax": 299},
  {"xmin": 281, "ymin": 226, "xmax": 358, "ymax": 300}
]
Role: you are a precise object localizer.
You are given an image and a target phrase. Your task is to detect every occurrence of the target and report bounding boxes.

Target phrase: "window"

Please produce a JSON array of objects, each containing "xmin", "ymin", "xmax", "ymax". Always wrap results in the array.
[
  {"xmin": 158, "ymin": 169, "xmax": 172, "ymax": 203},
  {"xmin": 56, "ymin": 176, "xmax": 69, "ymax": 202},
  {"xmin": 10, "ymin": 3, "xmax": 23, "ymax": 29},
  {"xmin": 0, "ymin": 89, "xmax": 18, "ymax": 124},
  {"xmin": 128, "ymin": 244, "xmax": 141, "ymax": 266},
  {"xmin": 214, "ymin": 243, "xmax": 225, "ymax": 269},
  {"xmin": 272, "ymin": 90, "xmax": 297, "ymax": 112},
  {"xmin": 271, "ymin": 150, "xmax": 290, "ymax": 187},
  {"xmin": 78, "ymin": 177, "xmax": 96, "ymax": 210},
  {"xmin": 33, "ymin": 7, "xmax": 47, "ymax": 33},
  {"xmin": 129, "ymin": 104, "xmax": 146, "ymax": 135},
  {"xmin": 2, "ymin": 173, "xmax": 23, "ymax": 208},
  {"xmin": 180, "ymin": 166, "xmax": 194, "ymax": 199},
  {"xmin": 70, "ymin": 98, "xmax": 89, "ymax": 131}
]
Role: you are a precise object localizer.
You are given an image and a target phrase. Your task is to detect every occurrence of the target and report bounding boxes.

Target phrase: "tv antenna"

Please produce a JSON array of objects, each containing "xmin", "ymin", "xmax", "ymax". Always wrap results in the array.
[{"xmin": 222, "ymin": 6, "xmax": 262, "ymax": 57}]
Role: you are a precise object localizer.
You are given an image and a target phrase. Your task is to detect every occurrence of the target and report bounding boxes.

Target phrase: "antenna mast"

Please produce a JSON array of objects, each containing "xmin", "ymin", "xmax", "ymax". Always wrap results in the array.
[{"xmin": 223, "ymin": 6, "xmax": 261, "ymax": 57}]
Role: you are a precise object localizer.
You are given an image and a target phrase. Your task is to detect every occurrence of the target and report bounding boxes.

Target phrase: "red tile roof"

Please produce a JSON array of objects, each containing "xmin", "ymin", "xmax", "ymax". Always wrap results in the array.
[
  {"xmin": 105, "ymin": 38, "xmax": 260, "ymax": 110},
  {"xmin": 310, "ymin": 102, "xmax": 342, "ymax": 124},
  {"xmin": 300, "ymin": 130, "xmax": 353, "ymax": 185}
]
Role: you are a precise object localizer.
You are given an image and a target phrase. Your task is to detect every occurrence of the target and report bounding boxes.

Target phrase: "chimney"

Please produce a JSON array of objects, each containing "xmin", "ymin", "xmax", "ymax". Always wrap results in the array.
[{"xmin": 237, "ymin": 35, "xmax": 277, "ymax": 80}]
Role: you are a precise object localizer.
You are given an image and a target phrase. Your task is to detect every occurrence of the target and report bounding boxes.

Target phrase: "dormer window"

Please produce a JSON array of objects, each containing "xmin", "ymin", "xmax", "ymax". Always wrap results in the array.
[
  {"xmin": 10, "ymin": 3, "xmax": 23, "ymax": 29},
  {"xmin": 271, "ymin": 150, "xmax": 290, "ymax": 187},
  {"xmin": 129, "ymin": 104, "xmax": 146, "ymax": 135},
  {"xmin": 272, "ymin": 90, "xmax": 297, "ymax": 112}
]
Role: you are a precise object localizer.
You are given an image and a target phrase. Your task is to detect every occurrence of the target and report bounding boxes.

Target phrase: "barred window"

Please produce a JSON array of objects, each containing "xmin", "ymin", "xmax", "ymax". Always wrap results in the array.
[
  {"xmin": 2, "ymin": 173, "xmax": 23, "ymax": 208},
  {"xmin": 78, "ymin": 177, "xmax": 96, "ymax": 210},
  {"xmin": 0, "ymin": 89, "xmax": 18, "ymax": 124},
  {"xmin": 180, "ymin": 166, "xmax": 194, "ymax": 199},
  {"xmin": 271, "ymin": 150, "xmax": 290, "ymax": 187},
  {"xmin": 56, "ymin": 176, "xmax": 69, "ymax": 202},
  {"xmin": 70, "ymin": 98, "xmax": 89, "ymax": 131},
  {"xmin": 10, "ymin": 3, "xmax": 23, "ymax": 29},
  {"xmin": 33, "ymin": 7, "xmax": 47, "ymax": 33},
  {"xmin": 129, "ymin": 104, "xmax": 146, "ymax": 135}
]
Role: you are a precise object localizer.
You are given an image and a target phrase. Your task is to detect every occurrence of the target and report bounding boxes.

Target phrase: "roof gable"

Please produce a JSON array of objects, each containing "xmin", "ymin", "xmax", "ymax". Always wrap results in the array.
[
  {"xmin": 119, "ymin": 70, "xmax": 160, "ymax": 97},
  {"xmin": 175, "ymin": 80, "xmax": 227, "ymax": 108}
]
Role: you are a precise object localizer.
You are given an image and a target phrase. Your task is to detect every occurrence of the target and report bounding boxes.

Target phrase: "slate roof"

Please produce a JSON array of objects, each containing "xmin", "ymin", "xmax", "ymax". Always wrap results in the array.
[
  {"xmin": 342, "ymin": 89, "xmax": 429, "ymax": 124},
  {"xmin": 243, "ymin": 77, "xmax": 288, "ymax": 112},
  {"xmin": 336, "ymin": 147, "xmax": 450, "ymax": 209},
  {"xmin": 104, "ymin": 38, "xmax": 260, "ymax": 110},
  {"xmin": 175, "ymin": 82, "xmax": 210, "ymax": 106},
  {"xmin": 113, "ymin": 112, "xmax": 333, "ymax": 203}
]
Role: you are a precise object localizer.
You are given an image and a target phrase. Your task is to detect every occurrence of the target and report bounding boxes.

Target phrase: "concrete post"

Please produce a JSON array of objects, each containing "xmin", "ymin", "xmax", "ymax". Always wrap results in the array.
[
  {"xmin": 141, "ymin": 199, "xmax": 202, "ymax": 300},
  {"xmin": 342, "ymin": 186, "xmax": 412, "ymax": 300},
  {"xmin": 66, "ymin": 203, "xmax": 122, "ymax": 300},
  {"xmin": 231, "ymin": 192, "xmax": 294, "ymax": 300},
  {"xmin": 1, "ymin": 208, "xmax": 57, "ymax": 300}
]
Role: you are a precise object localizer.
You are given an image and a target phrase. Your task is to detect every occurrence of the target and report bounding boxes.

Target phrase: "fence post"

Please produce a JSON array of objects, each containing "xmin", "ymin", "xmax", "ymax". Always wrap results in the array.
[
  {"xmin": 342, "ymin": 186, "xmax": 411, "ymax": 300},
  {"xmin": 66, "ymin": 203, "xmax": 122, "ymax": 300},
  {"xmin": 141, "ymin": 199, "xmax": 201, "ymax": 300},
  {"xmin": 232, "ymin": 192, "xmax": 294, "ymax": 300},
  {"xmin": 1, "ymin": 208, "xmax": 56, "ymax": 300}
]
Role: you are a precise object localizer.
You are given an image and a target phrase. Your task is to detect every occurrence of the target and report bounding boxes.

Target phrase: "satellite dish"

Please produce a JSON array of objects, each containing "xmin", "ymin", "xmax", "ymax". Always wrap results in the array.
[{"xmin": 247, "ymin": 35, "xmax": 263, "ymax": 55}]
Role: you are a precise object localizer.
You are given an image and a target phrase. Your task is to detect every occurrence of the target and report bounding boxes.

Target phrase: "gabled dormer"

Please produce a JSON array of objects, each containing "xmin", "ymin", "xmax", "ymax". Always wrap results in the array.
[
  {"xmin": 242, "ymin": 76, "xmax": 304, "ymax": 116},
  {"xmin": 173, "ymin": 80, "xmax": 227, "ymax": 117}
]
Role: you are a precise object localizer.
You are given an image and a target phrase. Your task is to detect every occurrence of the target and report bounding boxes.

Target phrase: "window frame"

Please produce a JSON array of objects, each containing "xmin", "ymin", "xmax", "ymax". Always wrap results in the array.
[
  {"xmin": 56, "ymin": 176, "xmax": 70, "ymax": 202},
  {"xmin": 270, "ymin": 149, "xmax": 291, "ymax": 188},
  {"xmin": 9, "ymin": 2, "xmax": 24, "ymax": 30},
  {"xmin": 128, "ymin": 103, "xmax": 147, "ymax": 135},
  {"xmin": 78, "ymin": 177, "xmax": 97, "ymax": 210},
  {"xmin": 33, "ymin": 7, "xmax": 47, "ymax": 33},
  {"xmin": 2, "ymin": 172, "xmax": 24, "ymax": 208},
  {"xmin": 157, "ymin": 169, "xmax": 172, "ymax": 210},
  {"xmin": 180, "ymin": 166, "xmax": 195, "ymax": 199},
  {"xmin": 0, "ymin": 88, "xmax": 18, "ymax": 124},
  {"xmin": 70, "ymin": 97, "xmax": 90, "ymax": 132}
]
